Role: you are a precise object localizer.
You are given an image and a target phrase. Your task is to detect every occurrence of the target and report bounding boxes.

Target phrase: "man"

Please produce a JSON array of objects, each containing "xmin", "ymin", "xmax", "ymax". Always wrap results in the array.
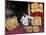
[{"xmin": 20, "ymin": 14, "xmax": 34, "ymax": 26}]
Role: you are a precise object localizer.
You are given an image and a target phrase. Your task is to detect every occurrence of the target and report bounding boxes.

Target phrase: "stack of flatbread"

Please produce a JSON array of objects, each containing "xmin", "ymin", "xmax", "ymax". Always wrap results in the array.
[
  {"xmin": 24, "ymin": 26, "xmax": 32, "ymax": 32},
  {"xmin": 31, "ymin": 3, "xmax": 38, "ymax": 9},
  {"xmin": 33, "ymin": 26, "xmax": 39, "ymax": 32},
  {"xmin": 31, "ymin": 16, "xmax": 41, "ymax": 26},
  {"xmin": 31, "ymin": 3, "xmax": 43, "ymax": 12},
  {"xmin": 5, "ymin": 16, "xmax": 19, "ymax": 31},
  {"xmin": 34, "ymin": 16, "xmax": 41, "ymax": 26}
]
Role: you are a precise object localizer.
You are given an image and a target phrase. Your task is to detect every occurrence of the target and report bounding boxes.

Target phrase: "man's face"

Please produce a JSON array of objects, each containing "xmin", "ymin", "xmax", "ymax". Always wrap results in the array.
[{"xmin": 24, "ymin": 14, "xmax": 26, "ymax": 17}]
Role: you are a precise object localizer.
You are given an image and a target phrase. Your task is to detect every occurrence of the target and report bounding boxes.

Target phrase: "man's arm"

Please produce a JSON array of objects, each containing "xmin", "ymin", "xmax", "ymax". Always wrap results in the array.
[{"xmin": 27, "ymin": 15, "xmax": 34, "ymax": 19}]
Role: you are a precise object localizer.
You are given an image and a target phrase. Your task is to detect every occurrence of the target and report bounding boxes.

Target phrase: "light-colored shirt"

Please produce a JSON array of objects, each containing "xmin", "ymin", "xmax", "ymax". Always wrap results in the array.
[{"xmin": 20, "ymin": 15, "xmax": 34, "ymax": 26}]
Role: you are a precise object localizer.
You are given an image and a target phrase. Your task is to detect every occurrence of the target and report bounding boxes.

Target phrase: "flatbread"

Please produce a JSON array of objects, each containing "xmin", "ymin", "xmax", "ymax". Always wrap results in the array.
[
  {"xmin": 33, "ymin": 26, "xmax": 39, "ymax": 32},
  {"xmin": 31, "ymin": 16, "xmax": 41, "ymax": 26},
  {"xmin": 24, "ymin": 26, "xmax": 32, "ymax": 32},
  {"xmin": 34, "ymin": 16, "xmax": 41, "ymax": 26},
  {"xmin": 5, "ymin": 16, "xmax": 19, "ymax": 31}
]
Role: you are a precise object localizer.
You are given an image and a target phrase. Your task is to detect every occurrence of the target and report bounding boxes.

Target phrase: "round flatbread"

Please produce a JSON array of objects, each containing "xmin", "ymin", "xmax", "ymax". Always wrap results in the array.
[{"xmin": 5, "ymin": 16, "xmax": 19, "ymax": 31}]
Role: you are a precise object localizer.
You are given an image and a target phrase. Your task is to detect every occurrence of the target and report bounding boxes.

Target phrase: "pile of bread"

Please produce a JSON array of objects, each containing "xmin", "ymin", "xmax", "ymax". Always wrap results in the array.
[
  {"xmin": 31, "ymin": 3, "xmax": 43, "ymax": 12},
  {"xmin": 31, "ymin": 16, "xmax": 41, "ymax": 26},
  {"xmin": 24, "ymin": 26, "xmax": 39, "ymax": 32},
  {"xmin": 5, "ymin": 16, "xmax": 19, "ymax": 31}
]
